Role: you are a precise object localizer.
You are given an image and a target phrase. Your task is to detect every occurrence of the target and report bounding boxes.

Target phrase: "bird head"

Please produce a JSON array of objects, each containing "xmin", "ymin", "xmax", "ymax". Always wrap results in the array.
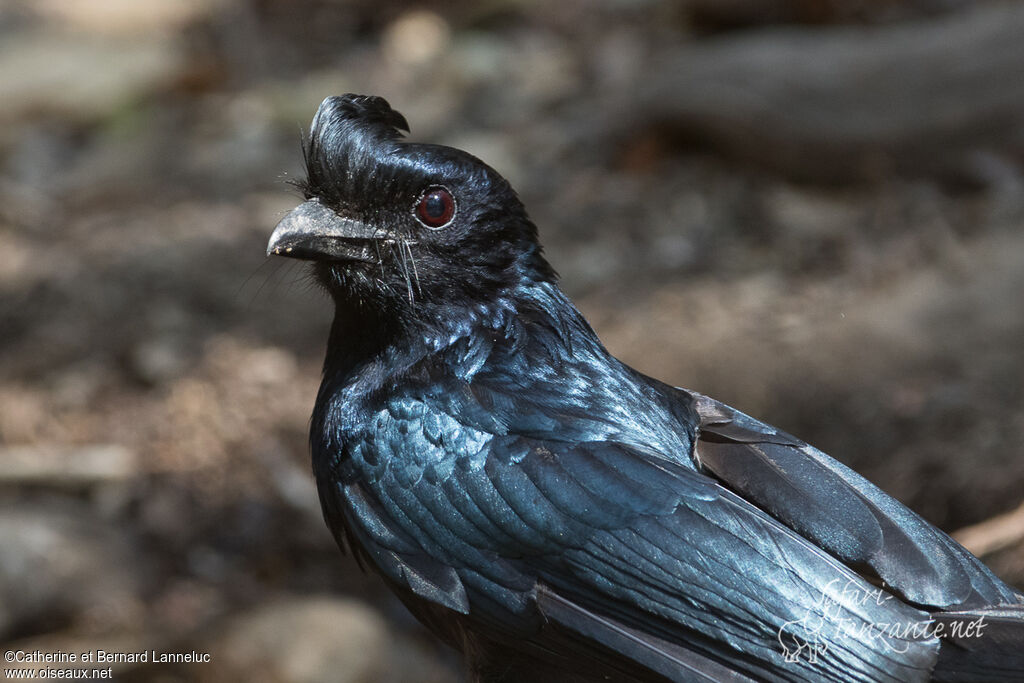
[{"xmin": 269, "ymin": 95, "xmax": 555, "ymax": 325}]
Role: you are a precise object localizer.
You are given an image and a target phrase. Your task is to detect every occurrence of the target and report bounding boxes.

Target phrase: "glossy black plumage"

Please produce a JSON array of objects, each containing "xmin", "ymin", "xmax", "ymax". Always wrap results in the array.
[{"xmin": 268, "ymin": 95, "xmax": 1024, "ymax": 682}]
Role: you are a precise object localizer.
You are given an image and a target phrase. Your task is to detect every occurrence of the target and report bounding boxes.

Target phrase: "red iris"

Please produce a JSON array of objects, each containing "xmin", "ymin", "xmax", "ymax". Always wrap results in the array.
[{"xmin": 415, "ymin": 186, "xmax": 456, "ymax": 228}]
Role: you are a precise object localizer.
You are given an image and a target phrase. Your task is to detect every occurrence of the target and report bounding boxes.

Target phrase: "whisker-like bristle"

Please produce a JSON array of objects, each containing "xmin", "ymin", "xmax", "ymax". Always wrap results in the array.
[
  {"xmin": 394, "ymin": 239, "xmax": 415, "ymax": 306},
  {"xmin": 240, "ymin": 257, "xmax": 291, "ymax": 309},
  {"xmin": 404, "ymin": 240, "xmax": 422, "ymax": 296}
]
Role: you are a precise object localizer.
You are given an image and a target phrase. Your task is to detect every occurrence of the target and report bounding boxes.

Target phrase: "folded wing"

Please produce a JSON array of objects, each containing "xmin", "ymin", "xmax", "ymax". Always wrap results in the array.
[{"xmin": 689, "ymin": 391, "xmax": 1020, "ymax": 611}]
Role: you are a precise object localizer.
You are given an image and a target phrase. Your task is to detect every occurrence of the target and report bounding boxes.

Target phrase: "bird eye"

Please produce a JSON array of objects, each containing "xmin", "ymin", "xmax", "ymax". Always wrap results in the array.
[{"xmin": 414, "ymin": 186, "xmax": 456, "ymax": 229}]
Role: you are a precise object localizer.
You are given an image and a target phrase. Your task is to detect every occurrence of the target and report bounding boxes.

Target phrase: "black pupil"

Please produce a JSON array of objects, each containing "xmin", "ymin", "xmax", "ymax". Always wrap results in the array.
[{"xmin": 424, "ymin": 192, "xmax": 446, "ymax": 219}]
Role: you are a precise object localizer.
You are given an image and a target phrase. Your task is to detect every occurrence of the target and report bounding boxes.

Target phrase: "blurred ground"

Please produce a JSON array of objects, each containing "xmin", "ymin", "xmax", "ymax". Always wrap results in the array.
[{"xmin": 1, "ymin": 1, "xmax": 1023, "ymax": 680}]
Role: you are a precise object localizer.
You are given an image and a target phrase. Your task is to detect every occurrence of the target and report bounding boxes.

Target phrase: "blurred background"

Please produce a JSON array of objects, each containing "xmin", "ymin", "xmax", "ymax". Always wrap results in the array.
[{"xmin": 2, "ymin": 0, "xmax": 1023, "ymax": 680}]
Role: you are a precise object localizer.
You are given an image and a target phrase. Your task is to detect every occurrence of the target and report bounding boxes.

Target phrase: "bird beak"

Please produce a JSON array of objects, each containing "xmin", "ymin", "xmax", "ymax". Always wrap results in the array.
[{"xmin": 267, "ymin": 200, "xmax": 382, "ymax": 263}]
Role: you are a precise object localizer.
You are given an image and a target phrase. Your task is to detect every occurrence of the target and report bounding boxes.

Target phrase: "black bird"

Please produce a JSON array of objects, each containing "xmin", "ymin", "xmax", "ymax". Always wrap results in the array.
[{"xmin": 268, "ymin": 94, "xmax": 1024, "ymax": 682}]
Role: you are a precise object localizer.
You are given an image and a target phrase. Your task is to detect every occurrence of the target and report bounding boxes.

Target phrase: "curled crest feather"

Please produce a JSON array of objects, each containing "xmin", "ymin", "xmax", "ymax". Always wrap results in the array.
[{"xmin": 300, "ymin": 95, "xmax": 411, "ymax": 206}]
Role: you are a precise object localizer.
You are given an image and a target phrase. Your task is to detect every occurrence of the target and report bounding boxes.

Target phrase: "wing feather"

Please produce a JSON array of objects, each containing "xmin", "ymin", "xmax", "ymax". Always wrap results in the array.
[{"xmin": 690, "ymin": 392, "xmax": 1019, "ymax": 609}]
